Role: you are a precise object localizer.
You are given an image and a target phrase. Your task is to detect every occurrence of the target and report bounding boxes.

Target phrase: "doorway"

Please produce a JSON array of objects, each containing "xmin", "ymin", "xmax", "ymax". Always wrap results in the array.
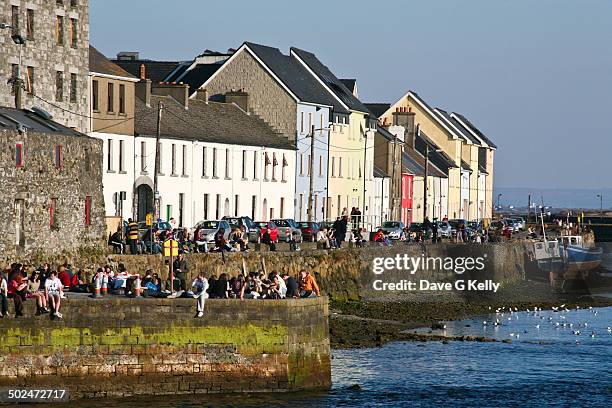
[{"xmin": 135, "ymin": 184, "xmax": 153, "ymax": 222}]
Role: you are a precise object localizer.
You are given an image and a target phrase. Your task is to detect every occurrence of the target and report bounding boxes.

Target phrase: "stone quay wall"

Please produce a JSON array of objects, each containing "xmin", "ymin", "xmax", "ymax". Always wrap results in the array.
[{"xmin": 0, "ymin": 297, "xmax": 330, "ymax": 399}]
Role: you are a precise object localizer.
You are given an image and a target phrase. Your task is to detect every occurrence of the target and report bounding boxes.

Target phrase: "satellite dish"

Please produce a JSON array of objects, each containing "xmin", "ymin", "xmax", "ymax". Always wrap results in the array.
[{"xmin": 31, "ymin": 106, "xmax": 53, "ymax": 120}]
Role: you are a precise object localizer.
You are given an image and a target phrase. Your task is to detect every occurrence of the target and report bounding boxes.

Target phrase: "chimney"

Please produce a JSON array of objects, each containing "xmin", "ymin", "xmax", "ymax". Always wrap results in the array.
[
  {"xmin": 195, "ymin": 88, "xmax": 209, "ymax": 104},
  {"xmin": 225, "ymin": 89, "xmax": 249, "ymax": 113},
  {"xmin": 151, "ymin": 83, "xmax": 189, "ymax": 109},
  {"xmin": 135, "ymin": 79, "xmax": 152, "ymax": 107},
  {"xmin": 139, "ymin": 64, "xmax": 146, "ymax": 80},
  {"xmin": 392, "ymin": 107, "xmax": 415, "ymax": 130}
]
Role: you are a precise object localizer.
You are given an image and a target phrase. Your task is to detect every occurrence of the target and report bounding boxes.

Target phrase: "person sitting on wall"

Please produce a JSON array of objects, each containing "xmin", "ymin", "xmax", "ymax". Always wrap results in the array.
[
  {"xmin": 282, "ymin": 272, "xmax": 299, "ymax": 298},
  {"xmin": 372, "ymin": 229, "xmax": 390, "ymax": 246},
  {"xmin": 7, "ymin": 269, "xmax": 27, "ymax": 318},
  {"xmin": 27, "ymin": 269, "xmax": 49, "ymax": 315},
  {"xmin": 45, "ymin": 270, "xmax": 64, "ymax": 320},
  {"xmin": 58, "ymin": 266, "xmax": 71, "ymax": 291},
  {"xmin": 213, "ymin": 228, "xmax": 233, "ymax": 252},
  {"xmin": 191, "ymin": 272, "xmax": 209, "ymax": 318},
  {"xmin": 289, "ymin": 230, "xmax": 301, "ymax": 252},
  {"xmin": 298, "ymin": 270, "xmax": 320, "ymax": 298},
  {"xmin": 317, "ymin": 227, "xmax": 330, "ymax": 249},
  {"xmin": 261, "ymin": 228, "xmax": 276, "ymax": 252},
  {"xmin": 69, "ymin": 270, "xmax": 89, "ymax": 293},
  {"xmin": 229, "ymin": 227, "xmax": 248, "ymax": 252},
  {"xmin": 0, "ymin": 271, "xmax": 9, "ymax": 318},
  {"xmin": 109, "ymin": 228, "xmax": 124, "ymax": 254}
]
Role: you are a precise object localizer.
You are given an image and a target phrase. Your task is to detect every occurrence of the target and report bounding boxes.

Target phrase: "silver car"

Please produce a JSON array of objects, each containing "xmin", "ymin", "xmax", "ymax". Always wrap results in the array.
[
  {"xmin": 271, "ymin": 219, "xmax": 303, "ymax": 243},
  {"xmin": 194, "ymin": 220, "xmax": 231, "ymax": 245},
  {"xmin": 512, "ymin": 217, "xmax": 526, "ymax": 231},
  {"xmin": 436, "ymin": 221, "xmax": 452, "ymax": 238},
  {"xmin": 378, "ymin": 221, "xmax": 405, "ymax": 240}
]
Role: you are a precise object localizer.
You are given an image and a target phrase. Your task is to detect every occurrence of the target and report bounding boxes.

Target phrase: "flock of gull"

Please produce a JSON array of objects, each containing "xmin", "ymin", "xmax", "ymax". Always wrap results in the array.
[{"xmin": 480, "ymin": 305, "xmax": 611, "ymax": 342}]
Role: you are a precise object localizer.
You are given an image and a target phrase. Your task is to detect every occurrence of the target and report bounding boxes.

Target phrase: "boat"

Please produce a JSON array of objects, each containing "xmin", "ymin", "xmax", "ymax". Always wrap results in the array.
[{"xmin": 557, "ymin": 233, "xmax": 603, "ymax": 274}]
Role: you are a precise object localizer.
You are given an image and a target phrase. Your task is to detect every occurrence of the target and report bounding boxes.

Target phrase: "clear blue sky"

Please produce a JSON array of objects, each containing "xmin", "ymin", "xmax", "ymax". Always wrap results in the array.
[{"xmin": 91, "ymin": 0, "xmax": 612, "ymax": 190}]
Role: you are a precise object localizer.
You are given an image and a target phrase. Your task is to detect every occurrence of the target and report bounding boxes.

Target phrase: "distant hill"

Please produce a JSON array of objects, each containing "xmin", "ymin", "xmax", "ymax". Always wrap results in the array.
[{"xmin": 494, "ymin": 187, "xmax": 612, "ymax": 210}]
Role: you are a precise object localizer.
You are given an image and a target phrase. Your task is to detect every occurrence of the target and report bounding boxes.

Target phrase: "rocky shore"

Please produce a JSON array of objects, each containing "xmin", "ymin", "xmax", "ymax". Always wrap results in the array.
[{"xmin": 329, "ymin": 280, "xmax": 612, "ymax": 349}]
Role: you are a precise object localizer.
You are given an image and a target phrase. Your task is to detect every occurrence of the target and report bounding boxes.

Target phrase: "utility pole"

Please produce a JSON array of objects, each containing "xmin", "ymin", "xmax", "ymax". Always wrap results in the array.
[
  {"xmin": 153, "ymin": 101, "xmax": 163, "ymax": 220},
  {"xmin": 424, "ymin": 146, "xmax": 429, "ymax": 220},
  {"xmin": 527, "ymin": 193, "xmax": 531, "ymax": 224},
  {"xmin": 307, "ymin": 124, "xmax": 316, "ymax": 223},
  {"xmin": 391, "ymin": 134, "xmax": 397, "ymax": 220}
]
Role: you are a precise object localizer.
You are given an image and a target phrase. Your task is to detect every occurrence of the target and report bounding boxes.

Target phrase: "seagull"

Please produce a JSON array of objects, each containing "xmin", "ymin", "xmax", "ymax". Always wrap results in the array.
[
  {"xmin": 560, "ymin": 304, "xmax": 566, "ymax": 308},
  {"xmin": 606, "ymin": 327, "xmax": 611, "ymax": 333},
  {"xmin": 535, "ymin": 325, "xmax": 540, "ymax": 329},
  {"xmin": 483, "ymin": 321, "xmax": 488, "ymax": 326},
  {"xmin": 509, "ymin": 333, "xmax": 515, "ymax": 337},
  {"xmin": 552, "ymin": 307, "xmax": 559, "ymax": 312},
  {"xmin": 591, "ymin": 331, "xmax": 596, "ymax": 338},
  {"xmin": 572, "ymin": 330, "xmax": 581, "ymax": 335}
]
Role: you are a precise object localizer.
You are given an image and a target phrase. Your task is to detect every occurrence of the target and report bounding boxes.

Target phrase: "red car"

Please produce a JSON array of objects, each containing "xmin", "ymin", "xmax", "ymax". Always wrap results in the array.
[{"xmin": 256, "ymin": 221, "xmax": 279, "ymax": 243}]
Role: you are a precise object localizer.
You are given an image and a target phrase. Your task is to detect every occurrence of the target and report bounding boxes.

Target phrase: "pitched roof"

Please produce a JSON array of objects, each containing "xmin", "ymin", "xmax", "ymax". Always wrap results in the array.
[
  {"xmin": 290, "ymin": 47, "xmax": 371, "ymax": 114},
  {"xmin": 134, "ymin": 95, "xmax": 295, "ymax": 150},
  {"xmin": 451, "ymin": 112, "xmax": 497, "ymax": 149},
  {"xmin": 113, "ymin": 59, "xmax": 182, "ymax": 83},
  {"xmin": 340, "ymin": 79, "xmax": 357, "ymax": 95},
  {"xmin": 243, "ymin": 42, "xmax": 348, "ymax": 113},
  {"xmin": 174, "ymin": 64, "xmax": 222, "ymax": 94},
  {"xmin": 0, "ymin": 106, "xmax": 83, "ymax": 136},
  {"xmin": 461, "ymin": 160, "xmax": 472, "ymax": 172},
  {"xmin": 402, "ymin": 150, "xmax": 425, "ymax": 176},
  {"xmin": 415, "ymin": 130, "xmax": 457, "ymax": 172},
  {"xmin": 373, "ymin": 165, "xmax": 390, "ymax": 178},
  {"xmin": 365, "ymin": 103, "xmax": 391, "ymax": 118},
  {"xmin": 89, "ymin": 46, "xmax": 136, "ymax": 78},
  {"xmin": 376, "ymin": 125, "xmax": 397, "ymax": 142},
  {"xmin": 434, "ymin": 108, "xmax": 480, "ymax": 145}
]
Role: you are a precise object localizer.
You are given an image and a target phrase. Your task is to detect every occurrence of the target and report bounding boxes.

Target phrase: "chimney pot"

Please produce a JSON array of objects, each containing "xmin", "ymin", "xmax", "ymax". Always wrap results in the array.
[{"xmin": 139, "ymin": 64, "xmax": 146, "ymax": 80}]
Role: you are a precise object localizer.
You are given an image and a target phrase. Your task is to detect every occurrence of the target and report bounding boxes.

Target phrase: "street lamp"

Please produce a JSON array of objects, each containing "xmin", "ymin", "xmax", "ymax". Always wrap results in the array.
[
  {"xmin": 1, "ymin": 24, "xmax": 26, "ymax": 109},
  {"xmin": 596, "ymin": 194, "xmax": 603, "ymax": 222}
]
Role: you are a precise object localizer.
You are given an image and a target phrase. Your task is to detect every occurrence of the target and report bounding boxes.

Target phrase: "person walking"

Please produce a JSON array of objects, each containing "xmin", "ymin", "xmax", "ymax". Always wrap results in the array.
[
  {"xmin": 45, "ymin": 270, "xmax": 63, "ymax": 319},
  {"xmin": 173, "ymin": 253, "xmax": 189, "ymax": 291},
  {"xmin": 127, "ymin": 218, "xmax": 140, "ymax": 255},
  {"xmin": 191, "ymin": 272, "xmax": 209, "ymax": 318}
]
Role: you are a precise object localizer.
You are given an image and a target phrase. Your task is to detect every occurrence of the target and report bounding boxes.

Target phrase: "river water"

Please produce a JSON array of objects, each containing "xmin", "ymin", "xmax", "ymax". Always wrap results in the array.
[{"xmin": 56, "ymin": 306, "xmax": 612, "ymax": 407}]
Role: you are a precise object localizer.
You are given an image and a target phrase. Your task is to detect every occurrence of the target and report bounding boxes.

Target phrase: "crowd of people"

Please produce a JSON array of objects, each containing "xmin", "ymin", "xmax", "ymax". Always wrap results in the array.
[{"xmin": 0, "ymin": 258, "xmax": 322, "ymax": 319}]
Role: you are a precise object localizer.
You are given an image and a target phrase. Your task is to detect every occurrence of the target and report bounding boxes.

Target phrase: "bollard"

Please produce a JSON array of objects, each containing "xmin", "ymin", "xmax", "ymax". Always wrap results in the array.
[
  {"xmin": 101, "ymin": 273, "xmax": 108, "ymax": 296},
  {"xmin": 134, "ymin": 275, "xmax": 142, "ymax": 297},
  {"xmin": 93, "ymin": 273, "xmax": 101, "ymax": 298}
]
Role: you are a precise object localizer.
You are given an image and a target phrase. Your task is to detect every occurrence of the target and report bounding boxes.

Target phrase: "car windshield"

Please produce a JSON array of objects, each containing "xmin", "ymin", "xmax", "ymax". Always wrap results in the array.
[
  {"xmin": 256, "ymin": 222, "xmax": 269, "ymax": 228},
  {"xmin": 382, "ymin": 222, "xmax": 400, "ymax": 228},
  {"xmin": 157, "ymin": 222, "xmax": 171, "ymax": 230},
  {"xmin": 299, "ymin": 222, "xmax": 312, "ymax": 228},
  {"xmin": 225, "ymin": 218, "xmax": 240, "ymax": 226},
  {"xmin": 273, "ymin": 220, "xmax": 289, "ymax": 227},
  {"xmin": 198, "ymin": 221, "xmax": 219, "ymax": 229}
]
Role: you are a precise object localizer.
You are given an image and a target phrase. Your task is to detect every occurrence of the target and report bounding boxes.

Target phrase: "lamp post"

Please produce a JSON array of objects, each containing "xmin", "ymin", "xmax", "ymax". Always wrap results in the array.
[
  {"xmin": 496, "ymin": 193, "xmax": 503, "ymax": 217},
  {"xmin": 596, "ymin": 194, "xmax": 603, "ymax": 223},
  {"xmin": 1, "ymin": 24, "xmax": 26, "ymax": 110}
]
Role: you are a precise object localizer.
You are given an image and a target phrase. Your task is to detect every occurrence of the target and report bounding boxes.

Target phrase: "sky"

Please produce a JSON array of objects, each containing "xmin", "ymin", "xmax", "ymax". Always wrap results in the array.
[{"xmin": 90, "ymin": 0, "xmax": 612, "ymax": 196}]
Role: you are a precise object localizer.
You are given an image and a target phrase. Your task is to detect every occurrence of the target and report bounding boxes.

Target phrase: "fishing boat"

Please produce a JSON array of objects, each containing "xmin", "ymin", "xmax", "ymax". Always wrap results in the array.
[{"xmin": 557, "ymin": 233, "xmax": 603, "ymax": 273}]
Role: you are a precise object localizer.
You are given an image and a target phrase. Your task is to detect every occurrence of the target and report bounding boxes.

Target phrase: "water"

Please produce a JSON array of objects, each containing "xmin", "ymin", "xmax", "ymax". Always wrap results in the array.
[{"xmin": 50, "ymin": 307, "xmax": 612, "ymax": 408}]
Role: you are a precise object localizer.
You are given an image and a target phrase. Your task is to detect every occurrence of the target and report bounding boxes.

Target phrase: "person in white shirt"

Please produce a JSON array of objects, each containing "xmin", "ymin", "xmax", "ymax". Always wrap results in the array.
[
  {"xmin": 0, "ymin": 273, "xmax": 8, "ymax": 318},
  {"xmin": 317, "ymin": 228, "xmax": 330, "ymax": 249},
  {"xmin": 45, "ymin": 271, "xmax": 63, "ymax": 319},
  {"xmin": 191, "ymin": 273, "xmax": 209, "ymax": 318}
]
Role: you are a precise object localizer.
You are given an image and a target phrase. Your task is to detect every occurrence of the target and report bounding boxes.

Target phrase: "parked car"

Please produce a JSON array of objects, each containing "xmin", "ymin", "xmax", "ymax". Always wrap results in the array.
[
  {"xmin": 512, "ymin": 217, "xmax": 526, "ymax": 231},
  {"xmin": 193, "ymin": 220, "xmax": 231, "ymax": 247},
  {"xmin": 222, "ymin": 216, "xmax": 260, "ymax": 243},
  {"xmin": 255, "ymin": 221, "xmax": 279, "ymax": 243},
  {"xmin": 448, "ymin": 219, "xmax": 468, "ymax": 235},
  {"xmin": 489, "ymin": 219, "xmax": 507, "ymax": 232},
  {"xmin": 504, "ymin": 219, "xmax": 518, "ymax": 232},
  {"xmin": 271, "ymin": 219, "xmax": 303, "ymax": 243},
  {"xmin": 134, "ymin": 221, "xmax": 172, "ymax": 241},
  {"xmin": 378, "ymin": 221, "xmax": 406, "ymax": 240},
  {"xmin": 299, "ymin": 221, "xmax": 321, "ymax": 242},
  {"xmin": 435, "ymin": 221, "xmax": 452, "ymax": 238},
  {"xmin": 408, "ymin": 222, "xmax": 424, "ymax": 233}
]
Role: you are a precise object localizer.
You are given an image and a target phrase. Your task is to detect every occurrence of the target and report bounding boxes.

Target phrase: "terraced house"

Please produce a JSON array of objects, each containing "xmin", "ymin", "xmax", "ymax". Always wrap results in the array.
[{"xmin": 374, "ymin": 91, "xmax": 495, "ymax": 222}]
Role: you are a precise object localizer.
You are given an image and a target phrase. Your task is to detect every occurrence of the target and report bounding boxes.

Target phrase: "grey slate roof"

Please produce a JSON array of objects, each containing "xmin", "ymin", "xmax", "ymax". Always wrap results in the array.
[
  {"xmin": 434, "ymin": 108, "xmax": 480, "ymax": 145},
  {"xmin": 135, "ymin": 95, "xmax": 295, "ymax": 150},
  {"xmin": 0, "ymin": 106, "xmax": 83, "ymax": 136},
  {"xmin": 290, "ymin": 47, "xmax": 371, "ymax": 114},
  {"xmin": 113, "ymin": 59, "xmax": 182, "ymax": 83},
  {"xmin": 365, "ymin": 103, "xmax": 391, "ymax": 118},
  {"xmin": 451, "ymin": 112, "xmax": 497, "ymax": 149},
  {"xmin": 373, "ymin": 165, "xmax": 390, "ymax": 178},
  {"xmin": 244, "ymin": 42, "xmax": 349, "ymax": 114},
  {"xmin": 415, "ymin": 130, "xmax": 457, "ymax": 172},
  {"xmin": 403, "ymin": 149, "xmax": 447, "ymax": 178},
  {"xmin": 340, "ymin": 79, "xmax": 356, "ymax": 95},
  {"xmin": 174, "ymin": 64, "xmax": 222, "ymax": 94},
  {"xmin": 376, "ymin": 125, "xmax": 396, "ymax": 142},
  {"xmin": 90, "ymin": 46, "xmax": 136, "ymax": 78}
]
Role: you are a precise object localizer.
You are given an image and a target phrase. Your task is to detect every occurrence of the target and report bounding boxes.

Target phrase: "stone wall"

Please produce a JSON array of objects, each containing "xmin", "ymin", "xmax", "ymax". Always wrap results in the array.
[
  {"xmin": 0, "ymin": 0, "xmax": 90, "ymax": 132},
  {"xmin": 0, "ymin": 129, "xmax": 106, "ymax": 263},
  {"xmin": 0, "ymin": 297, "xmax": 330, "ymax": 399},
  {"xmin": 204, "ymin": 49, "xmax": 298, "ymax": 141}
]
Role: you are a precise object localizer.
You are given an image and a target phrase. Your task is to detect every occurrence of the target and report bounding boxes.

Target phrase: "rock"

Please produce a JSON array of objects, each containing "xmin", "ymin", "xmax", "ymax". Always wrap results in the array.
[
  {"xmin": 348, "ymin": 384, "xmax": 362, "ymax": 391},
  {"xmin": 502, "ymin": 339, "xmax": 512, "ymax": 344}
]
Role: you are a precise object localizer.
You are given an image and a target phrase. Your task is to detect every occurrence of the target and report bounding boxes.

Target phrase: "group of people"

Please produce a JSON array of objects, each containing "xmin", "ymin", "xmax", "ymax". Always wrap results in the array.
[{"xmin": 0, "ymin": 263, "xmax": 72, "ymax": 319}]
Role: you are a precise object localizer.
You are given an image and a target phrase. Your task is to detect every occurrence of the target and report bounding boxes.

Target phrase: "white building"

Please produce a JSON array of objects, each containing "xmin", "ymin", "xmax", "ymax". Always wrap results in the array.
[{"xmin": 91, "ymin": 83, "xmax": 296, "ymax": 227}]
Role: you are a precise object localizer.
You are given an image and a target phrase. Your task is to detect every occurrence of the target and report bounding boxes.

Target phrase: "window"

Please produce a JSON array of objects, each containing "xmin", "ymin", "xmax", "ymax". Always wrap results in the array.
[
  {"xmin": 308, "ymin": 112, "xmax": 313, "ymax": 130},
  {"xmin": 70, "ymin": 73, "xmax": 77, "ymax": 103},
  {"xmin": 118, "ymin": 140, "xmax": 124, "ymax": 172},
  {"xmin": 300, "ymin": 112, "xmax": 304, "ymax": 133},
  {"xmin": 26, "ymin": 67, "xmax": 34, "ymax": 94},
  {"xmin": 281, "ymin": 154, "xmax": 287, "ymax": 181},
  {"xmin": 339, "ymin": 157, "xmax": 343, "ymax": 177},
  {"xmin": 140, "ymin": 141, "xmax": 146, "ymax": 172},
  {"xmin": 280, "ymin": 197, "xmax": 285, "ymax": 218},
  {"xmin": 26, "ymin": 9, "xmax": 34, "ymax": 40},
  {"xmin": 10, "ymin": 65, "xmax": 17, "ymax": 95},
  {"xmin": 107, "ymin": 83, "xmax": 114, "ymax": 112},
  {"xmin": 331, "ymin": 157, "xmax": 335, "ymax": 177},
  {"xmin": 11, "ymin": 6, "xmax": 19, "ymax": 35},
  {"xmin": 272, "ymin": 153, "xmax": 277, "ymax": 181},
  {"xmin": 70, "ymin": 18, "xmax": 77, "ymax": 48},
  {"xmin": 299, "ymin": 153, "xmax": 304, "ymax": 175},
  {"xmin": 215, "ymin": 194, "xmax": 221, "ymax": 219},
  {"xmin": 56, "ymin": 16, "xmax": 64, "ymax": 46},
  {"xmin": 71, "ymin": 0, "xmax": 78, "ymax": 7},
  {"xmin": 85, "ymin": 196, "xmax": 91, "ymax": 226},
  {"xmin": 15, "ymin": 143, "xmax": 23, "ymax": 168},
  {"xmin": 212, "ymin": 148, "xmax": 218, "ymax": 177},
  {"xmin": 319, "ymin": 155, "xmax": 323, "ymax": 176},
  {"xmin": 55, "ymin": 71, "xmax": 63, "ymax": 101},
  {"xmin": 181, "ymin": 145, "xmax": 187, "ymax": 176},
  {"xmin": 203, "ymin": 194, "xmax": 209, "ymax": 219},
  {"xmin": 158, "ymin": 144, "xmax": 163, "ymax": 174},
  {"xmin": 107, "ymin": 139, "xmax": 113, "ymax": 171},
  {"xmin": 241, "ymin": 150, "xmax": 247, "ymax": 179},
  {"xmin": 264, "ymin": 153, "xmax": 269, "ymax": 180},
  {"xmin": 251, "ymin": 195, "xmax": 257, "ymax": 220},
  {"xmin": 307, "ymin": 154, "xmax": 311, "ymax": 176},
  {"xmin": 119, "ymin": 84, "xmax": 125, "ymax": 114},
  {"xmin": 201, "ymin": 146, "xmax": 207, "ymax": 177},
  {"xmin": 49, "ymin": 198, "xmax": 57, "ymax": 229},
  {"xmin": 224, "ymin": 148, "xmax": 230, "ymax": 178},
  {"xmin": 54, "ymin": 145, "xmax": 63, "ymax": 169},
  {"xmin": 171, "ymin": 143, "xmax": 176, "ymax": 175},
  {"xmin": 234, "ymin": 195, "xmax": 239, "ymax": 217},
  {"xmin": 92, "ymin": 80, "xmax": 99, "ymax": 111},
  {"xmin": 320, "ymin": 113, "xmax": 324, "ymax": 128},
  {"xmin": 253, "ymin": 151, "xmax": 258, "ymax": 179}
]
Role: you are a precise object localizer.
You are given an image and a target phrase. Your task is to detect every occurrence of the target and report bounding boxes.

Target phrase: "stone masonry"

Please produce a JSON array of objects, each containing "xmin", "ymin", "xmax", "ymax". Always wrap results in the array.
[
  {"xmin": 0, "ymin": 297, "xmax": 331, "ymax": 399},
  {"xmin": 0, "ymin": 0, "xmax": 90, "ymax": 132},
  {"xmin": 0, "ymin": 129, "xmax": 106, "ymax": 262},
  {"xmin": 203, "ymin": 49, "xmax": 298, "ymax": 141}
]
